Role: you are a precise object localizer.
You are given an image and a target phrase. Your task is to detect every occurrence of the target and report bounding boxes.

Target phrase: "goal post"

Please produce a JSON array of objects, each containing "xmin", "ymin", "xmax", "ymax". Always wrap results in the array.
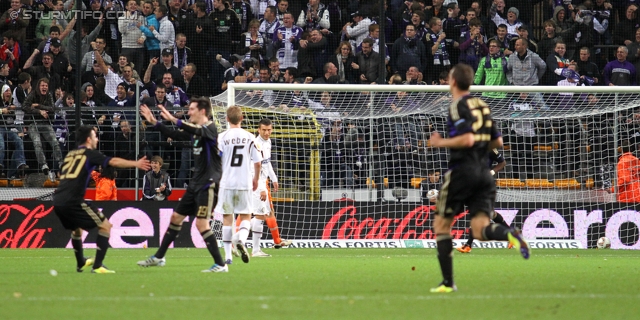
[{"xmin": 211, "ymin": 83, "xmax": 640, "ymax": 249}]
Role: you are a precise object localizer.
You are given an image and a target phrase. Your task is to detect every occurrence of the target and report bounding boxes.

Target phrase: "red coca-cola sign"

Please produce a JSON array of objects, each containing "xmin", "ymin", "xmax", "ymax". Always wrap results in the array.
[
  {"xmin": 322, "ymin": 205, "xmax": 469, "ymax": 240},
  {"xmin": 0, "ymin": 204, "xmax": 54, "ymax": 248}
]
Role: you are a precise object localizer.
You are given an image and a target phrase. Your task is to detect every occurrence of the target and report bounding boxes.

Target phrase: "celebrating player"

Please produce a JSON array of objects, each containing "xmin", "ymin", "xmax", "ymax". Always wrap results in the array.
[
  {"xmin": 137, "ymin": 98, "xmax": 227, "ymax": 273},
  {"xmin": 217, "ymin": 106, "xmax": 263, "ymax": 265},
  {"xmin": 429, "ymin": 64, "xmax": 529, "ymax": 293},
  {"xmin": 53, "ymin": 126, "xmax": 151, "ymax": 274},
  {"xmin": 457, "ymin": 148, "xmax": 512, "ymax": 253},
  {"xmin": 248, "ymin": 118, "xmax": 292, "ymax": 257}
]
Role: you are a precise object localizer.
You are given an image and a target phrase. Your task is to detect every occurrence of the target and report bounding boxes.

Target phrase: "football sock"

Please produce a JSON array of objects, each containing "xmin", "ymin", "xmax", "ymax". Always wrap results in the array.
[
  {"xmin": 465, "ymin": 229, "xmax": 474, "ymax": 247},
  {"xmin": 492, "ymin": 213, "xmax": 509, "ymax": 227},
  {"xmin": 201, "ymin": 229, "xmax": 225, "ymax": 266},
  {"xmin": 223, "ymin": 226, "xmax": 233, "ymax": 260},
  {"xmin": 71, "ymin": 234, "xmax": 85, "ymax": 267},
  {"xmin": 93, "ymin": 231, "xmax": 110, "ymax": 269},
  {"xmin": 238, "ymin": 220, "xmax": 251, "ymax": 243},
  {"xmin": 481, "ymin": 224, "xmax": 510, "ymax": 241},
  {"xmin": 266, "ymin": 216, "xmax": 281, "ymax": 244},
  {"xmin": 251, "ymin": 218, "xmax": 264, "ymax": 252},
  {"xmin": 235, "ymin": 215, "xmax": 241, "ymax": 232},
  {"xmin": 155, "ymin": 223, "xmax": 181, "ymax": 259},
  {"xmin": 436, "ymin": 233, "xmax": 454, "ymax": 287}
]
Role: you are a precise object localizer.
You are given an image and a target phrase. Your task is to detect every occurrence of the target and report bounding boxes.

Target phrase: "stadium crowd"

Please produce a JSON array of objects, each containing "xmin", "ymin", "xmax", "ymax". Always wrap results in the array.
[{"xmin": 0, "ymin": 0, "xmax": 638, "ymax": 196}]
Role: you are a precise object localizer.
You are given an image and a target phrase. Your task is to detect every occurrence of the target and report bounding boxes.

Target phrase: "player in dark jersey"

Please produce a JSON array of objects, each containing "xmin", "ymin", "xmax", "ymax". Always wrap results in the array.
[
  {"xmin": 457, "ymin": 148, "xmax": 512, "ymax": 253},
  {"xmin": 429, "ymin": 64, "xmax": 529, "ymax": 293},
  {"xmin": 137, "ymin": 97, "xmax": 228, "ymax": 272},
  {"xmin": 53, "ymin": 126, "xmax": 151, "ymax": 274}
]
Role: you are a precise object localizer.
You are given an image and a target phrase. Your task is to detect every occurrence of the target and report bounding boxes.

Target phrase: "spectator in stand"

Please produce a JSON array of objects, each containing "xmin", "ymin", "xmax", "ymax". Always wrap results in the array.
[
  {"xmin": 616, "ymin": 139, "xmax": 640, "ymax": 203},
  {"xmin": 507, "ymin": 38, "xmax": 546, "ymax": 86},
  {"xmin": 81, "ymin": 61, "xmax": 105, "ymax": 87},
  {"xmin": 240, "ymin": 19, "xmax": 267, "ymax": 64},
  {"xmin": 297, "ymin": 0, "xmax": 330, "ymax": 32},
  {"xmin": 538, "ymin": 20, "xmax": 559, "ymax": 59},
  {"xmin": 274, "ymin": 12, "xmax": 303, "ymax": 69},
  {"xmin": 23, "ymin": 51, "xmax": 62, "ymax": 94},
  {"xmin": 312, "ymin": 62, "xmax": 339, "ymax": 84},
  {"xmin": 0, "ymin": 62, "xmax": 11, "ymax": 87},
  {"xmin": 343, "ymin": 11, "xmax": 372, "ymax": 52},
  {"xmin": 119, "ymin": 0, "xmax": 147, "ymax": 76},
  {"xmin": 614, "ymin": 4, "xmax": 640, "ymax": 46},
  {"xmin": 107, "ymin": 82, "xmax": 136, "ymax": 107},
  {"xmin": 603, "ymin": 46, "xmax": 637, "ymax": 86},
  {"xmin": 0, "ymin": 83, "xmax": 27, "ymax": 179},
  {"xmin": 150, "ymin": 48, "xmax": 182, "ymax": 85},
  {"xmin": 268, "ymin": 58, "xmax": 284, "ymax": 82},
  {"xmin": 92, "ymin": 166, "xmax": 118, "ymax": 201},
  {"xmin": 139, "ymin": 0, "xmax": 161, "ymax": 64},
  {"xmin": 424, "ymin": 18, "xmax": 449, "ymax": 84},
  {"xmin": 0, "ymin": 0, "xmax": 29, "ymax": 44},
  {"xmin": 328, "ymin": 41, "xmax": 357, "ymax": 84},
  {"xmin": 182, "ymin": 63, "xmax": 207, "ymax": 98},
  {"xmin": 490, "ymin": 24, "xmax": 514, "ymax": 57},
  {"xmin": 425, "ymin": 0, "xmax": 446, "ymax": 21},
  {"xmin": 276, "ymin": 0, "xmax": 289, "ymax": 22},
  {"xmin": 510, "ymin": 24, "xmax": 538, "ymax": 54},
  {"xmin": 352, "ymin": 38, "xmax": 380, "ymax": 84},
  {"xmin": 442, "ymin": 2, "xmax": 464, "ymax": 61},
  {"xmin": 36, "ymin": 25, "xmax": 73, "ymax": 59},
  {"xmin": 392, "ymin": 24, "xmax": 426, "ymax": 81},
  {"xmin": 151, "ymin": 4, "xmax": 175, "ymax": 52},
  {"xmin": 48, "ymin": 39, "xmax": 71, "ymax": 86},
  {"xmin": 231, "ymin": 0, "xmax": 255, "ymax": 32},
  {"xmin": 627, "ymin": 28, "xmax": 640, "ymax": 83},
  {"xmin": 181, "ymin": 2, "xmax": 211, "ymax": 79},
  {"xmin": 81, "ymin": 37, "xmax": 112, "ymax": 72},
  {"xmin": 144, "ymin": 62, "xmax": 189, "ymax": 109},
  {"xmin": 259, "ymin": 6, "xmax": 281, "ymax": 62},
  {"xmin": 220, "ymin": 54, "xmax": 244, "ymax": 91},
  {"xmin": 542, "ymin": 41, "xmax": 571, "ymax": 85},
  {"xmin": 474, "ymin": 39, "xmax": 508, "ymax": 98},
  {"xmin": 22, "ymin": 78, "xmax": 62, "ymax": 175},
  {"xmin": 0, "ymin": 33, "xmax": 24, "ymax": 75},
  {"xmin": 321, "ymin": 119, "xmax": 354, "ymax": 188},
  {"xmin": 116, "ymin": 55, "xmax": 140, "ymax": 80},
  {"xmin": 576, "ymin": 47, "xmax": 602, "ymax": 85},
  {"xmin": 173, "ymin": 33, "xmax": 191, "ymax": 72},
  {"xmin": 95, "ymin": 49, "xmax": 125, "ymax": 100},
  {"xmin": 250, "ymin": 0, "xmax": 276, "ymax": 20},
  {"xmin": 167, "ymin": 0, "xmax": 187, "ymax": 31},
  {"xmin": 458, "ymin": 18, "xmax": 488, "ymax": 71},
  {"xmin": 297, "ymin": 29, "xmax": 328, "ymax": 79},
  {"xmin": 489, "ymin": 2, "xmax": 522, "ymax": 36},
  {"xmin": 142, "ymin": 155, "xmax": 172, "ymax": 201},
  {"xmin": 470, "ymin": 1, "xmax": 490, "ymax": 34},
  {"xmin": 404, "ymin": 66, "xmax": 426, "ymax": 85},
  {"xmin": 104, "ymin": 120, "xmax": 139, "ymax": 187},
  {"xmin": 551, "ymin": 5, "xmax": 577, "ymax": 51},
  {"xmin": 210, "ymin": 0, "xmax": 242, "ymax": 95},
  {"xmin": 357, "ymin": 24, "xmax": 389, "ymax": 64},
  {"xmin": 12, "ymin": 72, "xmax": 31, "ymax": 109}
]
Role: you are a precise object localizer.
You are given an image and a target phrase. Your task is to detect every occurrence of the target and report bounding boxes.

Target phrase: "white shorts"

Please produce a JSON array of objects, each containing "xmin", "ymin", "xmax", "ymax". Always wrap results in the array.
[
  {"xmin": 214, "ymin": 188, "xmax": 252, "ymax": 215},
  {"xmin": 252, "ymin": 188, "xmax": 271, "ymax": 215}
]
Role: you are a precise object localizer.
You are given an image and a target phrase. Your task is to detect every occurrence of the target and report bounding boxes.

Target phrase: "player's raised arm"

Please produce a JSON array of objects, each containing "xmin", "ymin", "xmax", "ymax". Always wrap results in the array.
[
  {"xmin": 109, "ymin": 155, "xmax": 151, "ymax": 171},
  {"xmin": 140, "ymin": 105, "xmax": 157, "ymax": 125}
]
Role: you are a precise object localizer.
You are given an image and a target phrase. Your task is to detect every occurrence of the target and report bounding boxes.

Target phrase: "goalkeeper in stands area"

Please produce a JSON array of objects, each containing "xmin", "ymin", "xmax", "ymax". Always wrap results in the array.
[
  {"xmin": 238, "ymin": 118, "xmax": 292, "ymax": 258},
  {"xmin": 457, "ymin": 148, "xmax": 513, "ymax": 253},
  {"xmin": 429, "ymin": 64, "xmax": 529, "ymax": 293}
]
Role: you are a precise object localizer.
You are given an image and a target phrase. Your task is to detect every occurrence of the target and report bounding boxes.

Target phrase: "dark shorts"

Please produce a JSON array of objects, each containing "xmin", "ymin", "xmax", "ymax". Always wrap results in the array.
[
  {"xmin": 436, "ymin": 166, "xmax": 496, "ymax": 219},
  {"xmin": 54, "ymin": 203, "xmax": 105, "ymax": 231},
  {"xmin": 174, "ymin": 183, "xmax": 218, "ymax": 219}
]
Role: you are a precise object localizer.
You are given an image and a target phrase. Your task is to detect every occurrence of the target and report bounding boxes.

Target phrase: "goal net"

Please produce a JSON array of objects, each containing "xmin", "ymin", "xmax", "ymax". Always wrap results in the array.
[{"xmin": 212, "ymin": 84, "xmax": 640, "ymax": 249}]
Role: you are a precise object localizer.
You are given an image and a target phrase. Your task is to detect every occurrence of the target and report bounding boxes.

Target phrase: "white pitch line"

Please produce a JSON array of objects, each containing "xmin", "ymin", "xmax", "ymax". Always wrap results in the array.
[{"xmin": 5, "ymin": 293, "xmax": 639, "ymax": 302}]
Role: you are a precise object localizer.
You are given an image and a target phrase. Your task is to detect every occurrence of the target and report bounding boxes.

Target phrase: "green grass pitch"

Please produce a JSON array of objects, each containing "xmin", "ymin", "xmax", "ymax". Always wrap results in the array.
[{"xmin": 1, "ymin": 248, "xmax": 639, "ymax": 319}]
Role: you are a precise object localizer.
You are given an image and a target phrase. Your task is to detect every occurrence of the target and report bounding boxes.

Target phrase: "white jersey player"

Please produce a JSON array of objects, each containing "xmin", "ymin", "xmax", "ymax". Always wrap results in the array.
[
  {"xmin": 216, "ymin": 106, "xmax": 262, "ymax": 264},
  {"xmin": 247, "ymin": 118, "xmax": 292, "ymax": 257}
]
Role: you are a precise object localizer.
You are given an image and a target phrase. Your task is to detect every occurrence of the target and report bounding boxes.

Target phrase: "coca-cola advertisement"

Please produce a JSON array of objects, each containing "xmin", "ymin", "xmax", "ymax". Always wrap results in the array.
[{"xmin": 1, "ymin": 202, "xmax": 638, "ymax": 249}]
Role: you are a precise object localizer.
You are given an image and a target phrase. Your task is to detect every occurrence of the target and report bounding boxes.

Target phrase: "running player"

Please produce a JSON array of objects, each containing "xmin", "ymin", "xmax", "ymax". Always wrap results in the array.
[
  {"xmin": 137, "ymin": 98, "xmax": 227, "ymax": 272},
  {"xmin": 457, "ymin": 148, "xmax": 512, "ymax": 253},
  {"xmin": 429, "ymin": 64, "xmax": 529, "ymax": 293},
  {"xmin": 54, "ymin": 125, "xmax": 150, "ymax": 274}
]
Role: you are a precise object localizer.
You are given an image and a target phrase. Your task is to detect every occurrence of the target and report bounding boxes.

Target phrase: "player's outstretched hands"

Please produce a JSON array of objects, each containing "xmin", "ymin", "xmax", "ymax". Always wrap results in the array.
[
  {"xmin": 140, "ymin": 105, "xmax": 157, "ymax": 125},
  {"xmin": 430, "ymin": 131, "xmax": 443, "ymax": 147},
  {"xmin": 157, "ymin": 105, "xmax": 178, "ymax": 124},
  {"xmin": 137, "ymin": 156, "xmax": 152, "ymax": 171}
]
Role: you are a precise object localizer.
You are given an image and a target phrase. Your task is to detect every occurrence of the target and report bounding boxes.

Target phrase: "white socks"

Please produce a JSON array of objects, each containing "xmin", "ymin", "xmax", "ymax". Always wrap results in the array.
[
  {"xmin": 222, "ymin": 226, "xmax": 232, "ymax": 261},
  {"xmin": 238, "ymin": 220, "xmax": 251, "ymax": 244},
  {"xmin": 251, "ymin": 218, "xmax": 264, "ymax": 252}
]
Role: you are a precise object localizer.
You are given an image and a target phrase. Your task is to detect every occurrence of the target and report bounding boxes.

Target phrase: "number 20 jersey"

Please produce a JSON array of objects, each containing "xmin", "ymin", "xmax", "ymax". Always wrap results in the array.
[
  {"xmin": 53, "ymin": 147, "xmax": 110, "ymax": 206},
  {"xmin": 218, "ymin": 128, "xmax": 263, "ymax": 190}
]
